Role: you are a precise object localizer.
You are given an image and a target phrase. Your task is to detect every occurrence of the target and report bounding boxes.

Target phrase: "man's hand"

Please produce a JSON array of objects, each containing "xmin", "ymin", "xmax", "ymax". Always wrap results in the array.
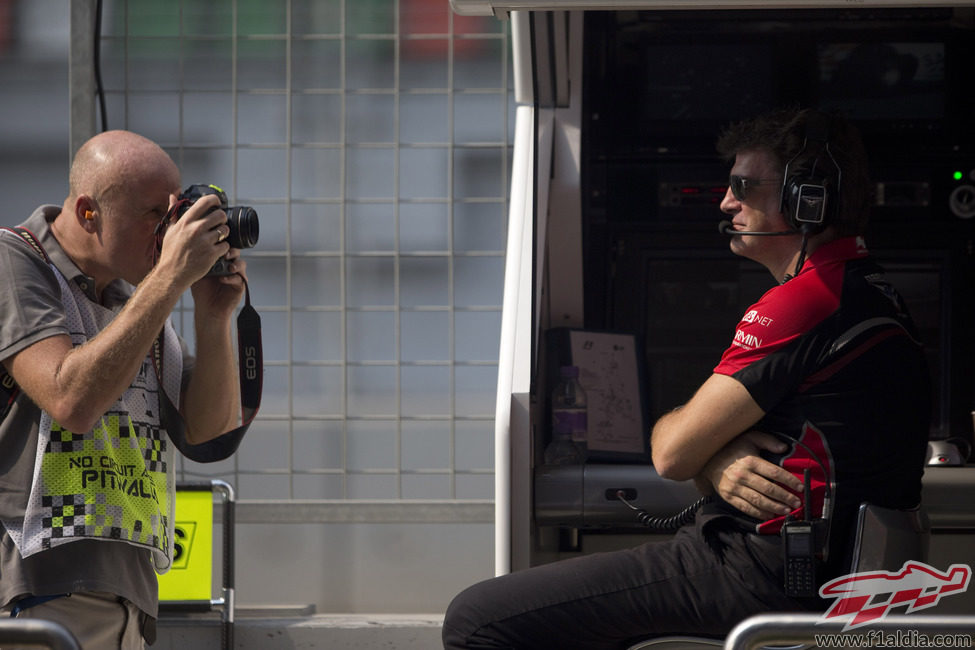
[
  {"xmin": 190, "ymin": 248, "xmax": 247, "ymax": 321},
  {"xmin": 155, "ymin": 193, "xmax": 232, "ymax": 289},
  {"xmin": 699, "ymin": 431, "xmax": 803, "ymax": 520}
]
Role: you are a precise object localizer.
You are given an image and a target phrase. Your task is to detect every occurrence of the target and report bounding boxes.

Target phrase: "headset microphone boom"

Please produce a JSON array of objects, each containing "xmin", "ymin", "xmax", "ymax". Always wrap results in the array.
[{"xmin": 718, "ymin": 220, "xmax": 796, "ymax": 237}]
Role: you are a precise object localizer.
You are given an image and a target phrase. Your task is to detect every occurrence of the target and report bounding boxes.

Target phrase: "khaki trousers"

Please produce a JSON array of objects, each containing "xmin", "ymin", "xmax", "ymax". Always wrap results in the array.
[{"xmin": 2, "ymin": 591, "xmax": 146, "ymax": 650}]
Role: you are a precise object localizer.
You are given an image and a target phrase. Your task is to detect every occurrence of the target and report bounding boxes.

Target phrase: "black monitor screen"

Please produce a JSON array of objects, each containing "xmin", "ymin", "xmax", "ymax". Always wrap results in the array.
[
  {"xmin": 642, "ymin": 42, "xmax": 776, "ymax": 123},
  {"xmin": 816, "ymin": 42, "xmax": 945, "ymax": 120}
]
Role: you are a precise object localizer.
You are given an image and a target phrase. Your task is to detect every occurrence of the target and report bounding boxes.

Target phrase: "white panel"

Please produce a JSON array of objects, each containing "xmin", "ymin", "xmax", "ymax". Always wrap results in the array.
[{"xmin": 495, "ymin": 104, "xmax": 545, "ymax": 574}]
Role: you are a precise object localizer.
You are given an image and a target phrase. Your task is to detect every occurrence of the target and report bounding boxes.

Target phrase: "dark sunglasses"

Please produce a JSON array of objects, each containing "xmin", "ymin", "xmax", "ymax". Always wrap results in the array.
[{"xmin": 729, "ymin": 174, "xmax": 782, "ymax": 202}]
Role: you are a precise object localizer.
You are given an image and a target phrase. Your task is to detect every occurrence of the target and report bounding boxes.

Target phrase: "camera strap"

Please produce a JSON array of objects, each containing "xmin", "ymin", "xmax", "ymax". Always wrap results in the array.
[{"xmin": 151, "ymin": 275, "xmax": 263, "ymax": 463}]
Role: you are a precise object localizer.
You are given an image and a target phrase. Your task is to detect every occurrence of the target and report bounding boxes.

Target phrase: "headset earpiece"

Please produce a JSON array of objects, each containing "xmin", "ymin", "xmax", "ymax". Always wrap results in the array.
[
  {"xmin": 781, "ymin": 170, "xmax": 831, "ymax": 233},
  {"xmin": 780, "ymin": 111, "xmax": 842, "ymax": 234}
]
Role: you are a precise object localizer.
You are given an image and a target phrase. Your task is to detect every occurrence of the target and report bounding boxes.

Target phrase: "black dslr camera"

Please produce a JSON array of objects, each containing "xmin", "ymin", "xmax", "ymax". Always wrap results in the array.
[{"xmin": 168, "ymin": 183, "xmax": 259, "ymax": 276}]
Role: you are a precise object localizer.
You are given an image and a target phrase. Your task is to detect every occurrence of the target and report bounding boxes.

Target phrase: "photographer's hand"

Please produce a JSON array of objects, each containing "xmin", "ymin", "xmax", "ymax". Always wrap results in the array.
[
  {"xmin": 178, "ymin": 253, "xmax": 248, "ymax": 443},
  {"xmin": 154, "ymin": 193, "xmax": 232, "ymax": 288},
  {"xmin": 191, "ymin": 249, "xmax": 247, "ymax": 316},
  {"xmin": 154, "ymin": 192, "xmax": 248, "ymax": 443}
]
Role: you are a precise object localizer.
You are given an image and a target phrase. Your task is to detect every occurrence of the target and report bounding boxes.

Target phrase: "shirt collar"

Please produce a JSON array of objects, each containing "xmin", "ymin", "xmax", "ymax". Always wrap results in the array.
[
  {"xmin": 22, "ymin": 205, "xmax": 127, "ymax": 305},
  {"xmin": 800, "ymin": 236, "xmax": 869, "ymax": 274}
]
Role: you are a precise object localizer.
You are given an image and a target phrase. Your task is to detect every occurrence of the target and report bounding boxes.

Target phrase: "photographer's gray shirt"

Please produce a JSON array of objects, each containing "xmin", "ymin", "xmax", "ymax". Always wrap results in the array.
[{"xmin": 0, "ymin": 206, "xmax": 193, "ymax": 618}]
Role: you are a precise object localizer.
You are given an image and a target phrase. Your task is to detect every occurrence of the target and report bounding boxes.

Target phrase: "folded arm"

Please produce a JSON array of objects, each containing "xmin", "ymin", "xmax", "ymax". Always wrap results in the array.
[
  {"xmin": 650, "ymin": 372, "xmax": 804, "ymax": 519},
  {"xmin": 650, "ymin": 373, "xmax": 766, "ymax": 480}
]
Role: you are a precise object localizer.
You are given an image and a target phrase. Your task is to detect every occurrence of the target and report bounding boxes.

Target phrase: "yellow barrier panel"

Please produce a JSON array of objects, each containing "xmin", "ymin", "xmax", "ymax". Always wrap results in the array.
[{"xmin": 158, "ymin": 488, "xmax": 213, "ymax": 602}]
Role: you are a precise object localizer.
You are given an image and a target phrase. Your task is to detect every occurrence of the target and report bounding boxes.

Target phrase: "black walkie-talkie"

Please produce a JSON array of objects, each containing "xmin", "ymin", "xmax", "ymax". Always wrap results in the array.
[{"xmin": 782, "ymin": 468, "xmax": 819, "ymax": 597}]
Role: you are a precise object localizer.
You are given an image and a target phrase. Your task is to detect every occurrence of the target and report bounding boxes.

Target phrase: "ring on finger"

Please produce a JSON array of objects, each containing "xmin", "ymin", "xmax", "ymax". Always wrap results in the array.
[{"xmin": 217, "ymin": 228, "xmax": 228, "ymax": 243}]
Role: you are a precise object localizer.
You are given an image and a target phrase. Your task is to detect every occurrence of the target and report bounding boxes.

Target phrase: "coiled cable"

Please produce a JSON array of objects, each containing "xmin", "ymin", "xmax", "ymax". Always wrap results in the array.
[{"xmin": 616, "ymin": 490, "xmax": 713, "ymax": 530}]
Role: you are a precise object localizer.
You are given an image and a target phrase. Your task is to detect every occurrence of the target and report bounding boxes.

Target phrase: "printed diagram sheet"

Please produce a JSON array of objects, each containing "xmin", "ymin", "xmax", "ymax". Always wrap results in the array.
[{"xmin": 568, "ymin": 331, "xmax": 645, "ymax": 457}]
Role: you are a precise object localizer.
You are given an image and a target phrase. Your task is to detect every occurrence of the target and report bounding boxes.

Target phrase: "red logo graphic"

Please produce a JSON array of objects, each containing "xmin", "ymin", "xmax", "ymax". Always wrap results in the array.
[{"xmin": 819, "ymin": 561, "xmax": 971, "ymax": 631}]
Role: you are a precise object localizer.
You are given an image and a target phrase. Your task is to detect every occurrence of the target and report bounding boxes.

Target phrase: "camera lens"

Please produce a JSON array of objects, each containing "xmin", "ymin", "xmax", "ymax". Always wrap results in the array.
[{"xmin": 227, "ymin": 206, "xmax": 259, "ymax": 249}]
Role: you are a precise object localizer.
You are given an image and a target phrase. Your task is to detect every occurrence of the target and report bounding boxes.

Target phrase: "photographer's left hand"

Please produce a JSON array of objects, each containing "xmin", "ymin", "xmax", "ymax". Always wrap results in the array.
[{"xmin": 191, "ymin": 248, "xmax": 248, "ymax": 320}]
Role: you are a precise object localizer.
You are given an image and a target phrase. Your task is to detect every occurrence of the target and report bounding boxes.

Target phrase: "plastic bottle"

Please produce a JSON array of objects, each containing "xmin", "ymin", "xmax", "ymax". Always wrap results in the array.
[{"xmin": 544, "ymin": 365, "xmax": 588, "ymax": 465}]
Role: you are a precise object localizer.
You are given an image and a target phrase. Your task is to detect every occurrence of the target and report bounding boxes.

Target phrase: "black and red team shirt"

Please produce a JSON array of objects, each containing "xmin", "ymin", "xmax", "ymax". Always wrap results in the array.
[{"xmin": 710, "ymin": 236, "xmax": 930, "ymax": 572}]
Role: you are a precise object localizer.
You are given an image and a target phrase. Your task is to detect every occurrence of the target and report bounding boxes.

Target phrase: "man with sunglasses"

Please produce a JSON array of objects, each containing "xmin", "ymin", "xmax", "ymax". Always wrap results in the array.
[
  {"xmin": 0, "ymin": 130, "xmax": 248, "ymax": 648},
  {"xmin": 443, "ymin": 108, "xmax": 930, "ymax": 649}
]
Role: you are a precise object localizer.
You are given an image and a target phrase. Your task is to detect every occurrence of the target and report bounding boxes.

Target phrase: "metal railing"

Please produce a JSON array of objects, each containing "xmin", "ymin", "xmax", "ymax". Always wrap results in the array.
[
  {"xmin": 0, "ymin": 619, "xmax": 81, "ymax": 650},
  {"xmin": 160, "ymin": 480, "xmax": 237, "ymax": 650}
]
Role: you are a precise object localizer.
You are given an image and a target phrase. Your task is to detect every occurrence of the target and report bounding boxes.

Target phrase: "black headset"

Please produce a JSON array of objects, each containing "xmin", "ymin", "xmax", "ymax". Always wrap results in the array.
[{"xmin": 780, "ymin": 111, "xmax": 843, "ymax": 234}]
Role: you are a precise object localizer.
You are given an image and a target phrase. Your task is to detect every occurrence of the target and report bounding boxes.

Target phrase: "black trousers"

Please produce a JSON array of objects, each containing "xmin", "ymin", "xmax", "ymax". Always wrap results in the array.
[{"xmin": 442, "ymin": 518, "xmax": 823, "ymax": 650}]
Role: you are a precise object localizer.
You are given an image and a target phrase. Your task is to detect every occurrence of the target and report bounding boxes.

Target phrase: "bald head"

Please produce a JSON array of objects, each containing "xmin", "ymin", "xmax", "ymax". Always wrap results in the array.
[
  {"xmin": 69, "ymin": 130, "xmax": 180, "ymax": 207},
  {"xmin": 55, "ymin": 131, "xmax": 183, "ymax": 291}
]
